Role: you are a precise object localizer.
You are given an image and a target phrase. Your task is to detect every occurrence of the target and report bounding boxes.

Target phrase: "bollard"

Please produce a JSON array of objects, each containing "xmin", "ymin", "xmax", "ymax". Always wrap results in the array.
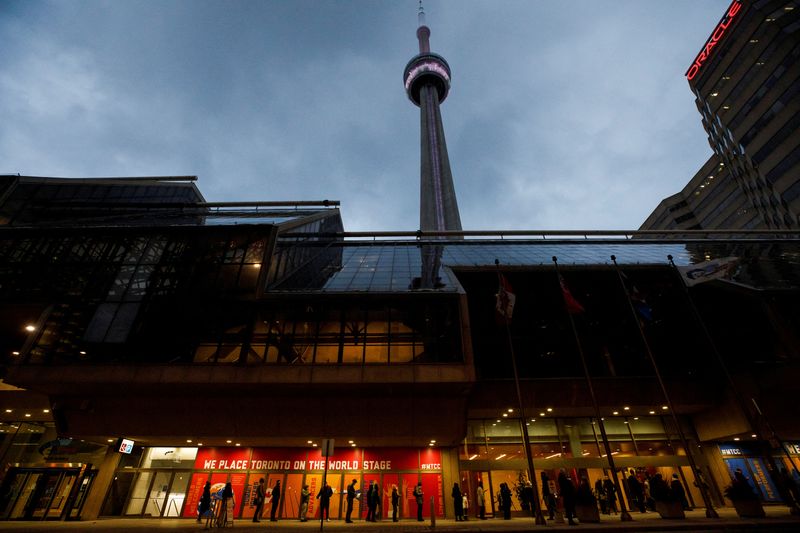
[{"xmin": 430, "ymin": 496, "xmax": 436, "ymax": 527}]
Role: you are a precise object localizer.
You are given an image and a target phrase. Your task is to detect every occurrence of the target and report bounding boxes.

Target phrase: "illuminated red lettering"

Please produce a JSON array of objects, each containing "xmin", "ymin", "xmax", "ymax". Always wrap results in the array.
[{"xmin": 685, "ymin": 0, "xmax": 742, "ymax": 80}]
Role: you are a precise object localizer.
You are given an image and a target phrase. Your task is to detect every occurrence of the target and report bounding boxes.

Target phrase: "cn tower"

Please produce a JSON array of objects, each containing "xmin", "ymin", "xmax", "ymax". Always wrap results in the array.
[{"xmin": 404, "ymin": 2, "xmax": 462, "ymax": 233}]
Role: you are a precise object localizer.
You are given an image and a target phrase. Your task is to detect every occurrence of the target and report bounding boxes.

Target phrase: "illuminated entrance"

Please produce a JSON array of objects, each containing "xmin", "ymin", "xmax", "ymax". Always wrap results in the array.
[{"xmin": 103, "ymin": 446, "xmax": 445, "ymax": 520}]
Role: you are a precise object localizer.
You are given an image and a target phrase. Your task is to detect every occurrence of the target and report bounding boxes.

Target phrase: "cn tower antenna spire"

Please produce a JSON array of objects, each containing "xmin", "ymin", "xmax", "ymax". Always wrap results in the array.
[{"xmin": 418, "ymin": 0, "xmax": 426, "ymax": 27}]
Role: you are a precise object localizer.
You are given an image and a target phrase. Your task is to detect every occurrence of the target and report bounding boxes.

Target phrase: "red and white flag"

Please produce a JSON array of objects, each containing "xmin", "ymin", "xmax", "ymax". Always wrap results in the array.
[
  {"xmin": 559, "ymin": 275, "xmax": 585, "ymax": 314},
  {"xmin": 495, "ymin": 273, "xmax": 516, "ymax": 322}
]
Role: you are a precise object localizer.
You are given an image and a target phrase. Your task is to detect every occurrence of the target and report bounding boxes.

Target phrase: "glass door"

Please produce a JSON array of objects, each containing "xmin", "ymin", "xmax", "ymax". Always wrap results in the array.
[
  {"xmin": 43, "ymin": 472, "xmax": 77, "ymax": 519},
  {"xmin": 8, "ymin": 473, "xmax": 40, "ymax": 519},
  {"xmin": 143, "ymin": 471, "xmax": 172, "ymax": 517}
]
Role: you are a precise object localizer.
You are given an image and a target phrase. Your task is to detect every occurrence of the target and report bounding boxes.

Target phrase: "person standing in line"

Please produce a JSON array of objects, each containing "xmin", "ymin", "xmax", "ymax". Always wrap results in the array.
[
  {"xmin": 299, "ymin": 484, "xmax": 310, "ymax": 522},
  {"xmin": 198, "ymin": 481, "xmax": 211, "ymax": 523},
  {"xmin": 627, "ymin": 469, "xmax": 646, "ymax": 513},
  {"xmin": 269, "ymin": 480, "xmax": 281, "ymax": 521},
  {"xmin": 671, "ymin": 473, "xmax": 691, "ymax": 510},
  {"xmin": 476, "ymin": 481, "xmax": 486, "ymax": 520},
  {"xmin": 462, "ymin": 491, "xmax": 469, "ymax": 520},
  {"xmin": 452, "ymin": 482, "xmax": 463, "ymax": 521},
  {"xmin": 366, "ymin": 480, "xmax": 378, "ymax": 522},
  {"xmin": 413, "ymin": 482, "xmax": 424, "ymax": 521},
  {"xmin": 391, "ymin": 485, "xmax": 400, "ymax": 522},
  {"xmin": 221, "ymin": 482, "xmax": 235, "ymax": 526},
  {"xmin": 541, "ymin": 471, "xmax": 556, "ymax": 520},
  {"xmin": 345, "ymin": 479, "xmax": 357, "ymax": 523},
  {"xmin": 317, "ymin": 482, "xmax": 333, "ymax": 521},
  {"xmin": 558, "ymin": 470, "xmax": 577, "ymax": 526},
  {"xmin": 253, "ymin": 478, "xmax": 265, "ymax": 522},
  {"xmin": 500, "ymin": 483, "xmax": 513, "ymax": 520},
  {"xmin": 594, "ymin": 479, "xmax": 607, "ymax": 514},
  {"xmin": 603, "ymin": 475, "xmax": 618, "ymax": 514}
]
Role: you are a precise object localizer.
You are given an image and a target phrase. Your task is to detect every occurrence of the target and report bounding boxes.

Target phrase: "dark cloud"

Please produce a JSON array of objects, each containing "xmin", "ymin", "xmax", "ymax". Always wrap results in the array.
[{"xmin": 0, "ymin": 0, "xmax": 729, "ymax": 230}]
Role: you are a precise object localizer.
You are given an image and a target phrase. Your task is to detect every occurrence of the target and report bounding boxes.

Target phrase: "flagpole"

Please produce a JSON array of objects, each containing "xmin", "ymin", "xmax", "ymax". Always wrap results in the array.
[
  {"xmin": 610, "ymin": 255, "xmax": 719, "ymax": 518},
  {"xmin": 667, "ymin": 254, "xmax": 800, "ymax": 513},
  {"xmin": 494, "ymin": 259, "xmax": 547, "ymax": 525},
  {"xmin": 552, "ymin": 257, "xmax": 632, "ymax": 522}
]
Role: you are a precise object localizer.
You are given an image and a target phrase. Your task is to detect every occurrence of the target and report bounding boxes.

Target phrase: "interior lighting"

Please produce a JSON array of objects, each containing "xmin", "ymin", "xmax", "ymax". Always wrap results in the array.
[
  {"xmin": 723, "ymin": 105, "xmax": 730, "ymax": 110},
  {"xmin": 496, "ymin": 419, "xmax": 501, "ymax": 423},
  {"xmin": 546, "ymin": 408, "xmax": 553, "ymax": 412},
  {"xmin": 786, "ymin": 6, "xmax": 795, "ymax": 10},
  {"xmin": 226, "ymin": 440, "xmax": 232, "ymax": 444},
  {"xmin": 545, "ymin": 453, "xmax": 561, "ymax": 459},
  {"xmin": 198, "ymin": 443, "xmax": 203, "ymax": 446},
  {"xmin": 24, "ymin": 414, "xmax": 31, "ymax": 417},
  {"xmin": 662, "ymin": 406, "xmax": 668, "ymax": 410},
  {"xmin": 43, "ymin": 409, "xmax": 49, "ymax": 413},
  {"xmin": 751, "ymin": 434, "xmax": 757, "ymax": 438},
  {"xmin": 308, "ymin": 441, "xmax": 313, "ymax": 444},
  {"xmin": 24, "ymin": 325, "xmax": 36, "ymax": 332},
  {"xmin": 312, "ymin": 443, "xmax": 318, "ymax": 447},
  {"xmin": 107, "ymin": 439, "xmax": 114, "ymax": 442},
  {"xmin": 5, "ymin": 409, "xmax": 11, "ymax": 413},
  {"xmin": 352, "ymin": 443, "xmax": 357, "ymax": 447},
  {"xmin": 507, "ymin": 409, "xmax": 513, "ymax": 413},
  {"xmin": 502, "ymin": 413, "xmax": 508, "ymax": 417},
  {"xmin": 711, "ymin": 92, "xmax": 719, "ymax": 97},
  {"xmin": 11, "ymin": 351, "xmax": 19, "ymax": 356},
  {"xmin": 649, "ymin": 410, "xmax": 656, "ymax": 414},
  {"xmin": 633, "ymin": 417, "xmax": 639, "ymax": 420},
  {"xmin": 734, "ymin": 437, "xmax": 741, "ymax": 441},
  {"xmin": 186, "ymin": 439, "xmax": 192, "ymax": 443},
  {"xmin": 613, "ymin": 411, "xmax": 619, "ymax": 415},
  {"xmin": 469, "ymin": 454, "xmax": 478, "ymax": 460},
  {"xmin": 431, "ymin": 440, "xmax": 436, "ymax": 443},
  {"xmin": 495, "ymin": 454, "xmax": 506, "ymax": 460},
  {"xmin": 539, "ymin": 412, "xmax": 546, "ymax": 416},
  {"xmin": 749, "ymin": 39, "xmax": 759, "ymax": 43},
  {"xmin": 623, "ymin": 406, "xmax": 630, "ymax": 411},
  {"xmin": 235, "ymin": 443, "xmax": 241, "ymax": 447}
]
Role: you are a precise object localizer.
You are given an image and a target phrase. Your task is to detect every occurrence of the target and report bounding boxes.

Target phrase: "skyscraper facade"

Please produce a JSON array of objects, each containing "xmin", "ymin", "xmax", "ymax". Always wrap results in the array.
[{"xmin": 642, "ymin": 0, "xmax": 799, "ymax": 231}]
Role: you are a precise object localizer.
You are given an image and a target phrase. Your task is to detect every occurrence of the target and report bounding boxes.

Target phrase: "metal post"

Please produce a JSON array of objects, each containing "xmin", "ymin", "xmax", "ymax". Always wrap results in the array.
[
  {"xmin": 611, "ymin": 255, "xmax": 719, "ymax": 518},
  {"xmin": 495, "ymin": 259, "xmax": 547, "ymax": 525},
  {"xmin": 320, "ymin": 457, "xmax": 328, "ymax": 531},
  {"xmin": 552, "ymin": 257, "xmax": 632, "ymax": 521}
]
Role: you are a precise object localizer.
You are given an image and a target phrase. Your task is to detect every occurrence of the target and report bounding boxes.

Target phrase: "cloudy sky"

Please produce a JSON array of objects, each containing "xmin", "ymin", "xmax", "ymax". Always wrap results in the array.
[{"xmin": 1, "ymin": 0, "xmax": 729, "ymax": 231}]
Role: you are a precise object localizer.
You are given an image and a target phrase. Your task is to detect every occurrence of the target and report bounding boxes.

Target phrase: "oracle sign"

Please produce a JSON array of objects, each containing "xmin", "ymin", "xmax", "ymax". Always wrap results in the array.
[{"xmin": 686, "ymin": 0, "xmax": 743, "ymax": 81}]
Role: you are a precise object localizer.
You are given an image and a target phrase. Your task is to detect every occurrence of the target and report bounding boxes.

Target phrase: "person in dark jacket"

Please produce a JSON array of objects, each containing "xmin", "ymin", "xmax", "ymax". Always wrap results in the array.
[
  {"xmin": 558, "ymin": 470, "xmax": 577, "ymax": 526},
  {"xmin": 253, "ymin": 478, "xmax": 265, "ymax": 522},
  {"xmin": 671, "ymin": 474, "xmax": 690, "ymax": 510},
  {"xmin": 603, "ymin": 476, "xmax": 618, "ymax": 514},
  {"xmin": 627, "ymin": 470, "xmax": 646, "ymax": 513},
  {"xmin": 594, "ymin": 479, "xmax": 608, "ymax": 514},
  {"xmin": 452, "ymin": 483, "xmax": 464, "ymax": 521},
  {"xmin": 391, "ymin": 485, "xmax": 400, "ymax": 522},
  {"xmin": 198, "ymin": 481, "xmax": 211, "ymax": 523},
  {"xmin": 366, "ymin": 480, "xmax": 378, "ymax": 522},
  {"xmin": 413, "ymin": 482, "xmax": 424, "ymax": 521},
  {"xmin": 269, "ymin": 480, "xmax": 281, "ymax": 521},
  {"xmin": 541, "ymin": 472, "xmax": 556, "ymax": 520},
  {"xmin": 650, "ymin": 473, "xmax": 672, "ymax": 502},
  {"xmin": 317, "ymin": 482, "xmax": 333, "ymax": 521},
  {"xmin": 345, "ymin": 479, "xmax": 357, "ymax": 523},
  {"xmin": 500, "ymin": 483, "xmax": 512, "ymax": 520}
]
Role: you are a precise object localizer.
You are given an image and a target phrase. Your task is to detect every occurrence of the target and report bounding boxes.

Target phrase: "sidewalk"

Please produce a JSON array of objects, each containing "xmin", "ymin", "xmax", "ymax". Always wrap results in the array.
[{"xmin": 0, "ymin": 508, "xmax": 799, "ymax": 532}]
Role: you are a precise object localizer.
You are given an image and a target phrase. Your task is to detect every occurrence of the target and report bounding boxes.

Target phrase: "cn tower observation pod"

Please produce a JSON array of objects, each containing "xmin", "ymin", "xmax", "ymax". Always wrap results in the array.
[{"xmin": 404, "ymin": 52, "xmax": 451, "ymax": 106}]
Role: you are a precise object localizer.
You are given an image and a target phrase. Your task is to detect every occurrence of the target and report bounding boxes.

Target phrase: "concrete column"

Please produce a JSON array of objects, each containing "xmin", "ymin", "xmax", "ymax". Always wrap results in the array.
[{"xmin": 80, "ymin": 447, "xmax": 122, "ymax": 520}]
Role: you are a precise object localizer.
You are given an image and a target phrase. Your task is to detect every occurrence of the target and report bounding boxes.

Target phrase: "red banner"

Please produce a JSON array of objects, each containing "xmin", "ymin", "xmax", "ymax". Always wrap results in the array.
[{"xmin": 194, "ymin": 447, "xmax": 251, "ymax": 470}]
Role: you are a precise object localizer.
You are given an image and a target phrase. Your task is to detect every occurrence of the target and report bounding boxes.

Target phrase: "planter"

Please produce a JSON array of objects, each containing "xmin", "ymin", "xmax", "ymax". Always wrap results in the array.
[
  {"xmin": 575, "ymin": 503, "xmax": 600, "ymax": 523},
  {"xmin": 732, "ymin": 499, "xmax": 765, "ymax": 518},
  {"xmin": 655, "ymin": 500, "xmax": 685, "ymax": 519}
]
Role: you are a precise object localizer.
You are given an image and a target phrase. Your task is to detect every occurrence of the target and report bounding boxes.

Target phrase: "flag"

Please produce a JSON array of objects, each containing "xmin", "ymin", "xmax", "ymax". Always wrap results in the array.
[
  {"xmin": 621, "ymin": 271, "xmax": 653, "ymax": 323},
  {"xmin": 677, "ymin": 257, "xmax": 738, "ymax": 287},
  {"xmin": 495, "ymin": 273, "xmax": 516, "ymax": 322},
  {"xmin": 558, "ymin": 275, "xmax": 585, "ymax": 314}
]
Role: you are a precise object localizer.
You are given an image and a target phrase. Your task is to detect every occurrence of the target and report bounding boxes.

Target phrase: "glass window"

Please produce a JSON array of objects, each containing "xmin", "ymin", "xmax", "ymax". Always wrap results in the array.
[{"xmin": 140, "ymin": 447, "xmax": 198, "ymax": 469}]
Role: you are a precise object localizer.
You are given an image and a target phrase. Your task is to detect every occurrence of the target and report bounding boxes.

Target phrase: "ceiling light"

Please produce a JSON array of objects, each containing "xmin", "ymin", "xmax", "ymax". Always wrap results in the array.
[
  {"xmin": 186, "ymin": 440, "xmax": 192, "ymax": 443},
  {"xmin": 198, "ymin": 443, "xmax": 203, "ymax": 446},
  {"xmin": 469, "ymin": 454, "xmax": 478, "ymax": 460},
  {"xmin": 496, "ymin": 419, "xmax": 501, "ymax": 423},
  {"xmin": 226, "ymin": 440, "xmax": 232, "ymax": 444},
  {"xmin": 107, "ymin": 439, "xmax": 114, "ymax": 442},
  {"xmin": 507, "ymin": 409, "xmax": 513, "ymax": 413},
  {"xmin": 539, "ymin": 412, "xmax": 545, "ymax": 416},
  {"xmin": 613, "ymin": 411, "xmax": 619, "ymax": 415},
  {"xmin": 312, "ymin": 443, "xmax": 318, "ymax": 447},
  {"xmin": 5, "ymin": 409, "xmax": 11, "ymax": 413},
  {"xmin": 546, "ymin": 408, "xmax": 553, "ymax": 412},
  {"xmin": 351, "ymin": 443, "xmax": 356, "ymax": 447},
  {"xmin": 308, "ymin": 440, "xmax": 313, "ymax": 444},
  {"xmin": 11, "ymin": 351, "xmax": 19, "ymax": 356},
  {"xmin": 734, "ymin": 437, "xmax": 740, "ymax": 441},
  {"xmin": 235, "ymin": 443, "xmax": 241, "ymax": 447},
  {"xmin": 79, "ymin": 351, "xmax": 87, "ymax": 355},
  {"xmin": 502, "ymin": 413, "xmax": 508, "ymax": 417},
  {"xmin": 623, "ymin": 406, "xmax": 630, "ymax": 411},
  {"xmin": 495, "ymin": 454, "xmax": 506, "ymax": 460},
  {"xmin": 751, "ymin": 434, "xmax": 757, "ymax": 438},
  {"xmin": 662, "ymin": 406, "xmax": 668, "ymax": 410},
  {"xmin": 24, "ymin": 414, "xmax": 31, "ymax": 417},
  {"xmin": 649, "ymin": 410, "xmax": 656, "ymax": 414},
  {"xmin": 711, "ymin": 92, "xmax": 719, "ymax": 97},
  {"xmin": 431, "ymin": 440, "xmax": 436, "ymax": 443},
  {"xmin": 633, "ymin": 417, "xmax": 639, "ymax": 420}
]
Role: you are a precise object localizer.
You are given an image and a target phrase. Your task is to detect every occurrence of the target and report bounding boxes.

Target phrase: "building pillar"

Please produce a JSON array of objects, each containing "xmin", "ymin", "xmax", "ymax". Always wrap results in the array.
[
  {"xmin": 80, "ymin": 446, "xmax": 122, "ymax": 520},
  {"xmin": 441, "ymin": 447, "xmax": 460, "ymax": 519}
]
